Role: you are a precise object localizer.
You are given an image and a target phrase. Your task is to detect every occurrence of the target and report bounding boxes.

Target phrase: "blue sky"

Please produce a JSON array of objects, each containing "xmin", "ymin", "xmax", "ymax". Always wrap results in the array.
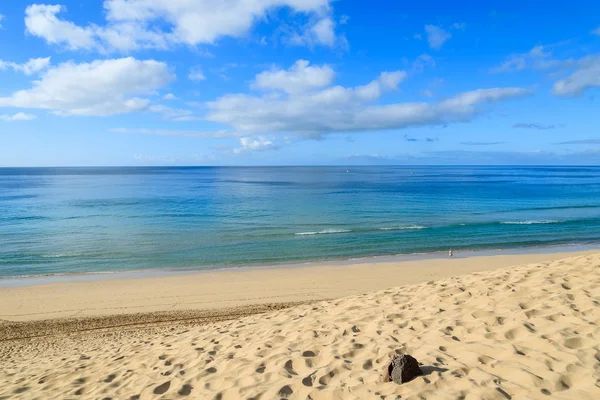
[{"xmin": 0, "ymin": 0, "xmax": 599, "ymax": 166}]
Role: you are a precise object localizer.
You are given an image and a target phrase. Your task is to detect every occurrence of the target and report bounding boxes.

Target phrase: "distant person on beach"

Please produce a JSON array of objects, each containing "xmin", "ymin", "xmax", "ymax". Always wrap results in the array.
[{"xmin": 449, "ymin": 249, "xmax": 453, "ymax": 258}]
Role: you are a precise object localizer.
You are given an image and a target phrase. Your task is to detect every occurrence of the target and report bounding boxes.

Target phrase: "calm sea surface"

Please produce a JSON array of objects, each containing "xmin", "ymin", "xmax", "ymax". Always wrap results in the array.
[{"xmin": 2, "ymin": 166, "xmax": 600, "ymax": 277}]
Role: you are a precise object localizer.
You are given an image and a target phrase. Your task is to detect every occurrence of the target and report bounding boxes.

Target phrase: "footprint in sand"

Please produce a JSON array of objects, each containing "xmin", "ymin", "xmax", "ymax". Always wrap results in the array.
[
  {"xmin": 14, "ymin": 387, "xmax": 29, "ymax": 394},
  {"xmin": 278, "ymin": 385, "xmax": 293, "ymax": 397},
  {"xmin": 283, "ymin": 360, "xmax": 297, "ymax": 376},
  {"xmin": 318, "ymin": 369, "xmax": 338, "ymax": 385},
  {"xmin": 302, "ymin": 373, "xmax": 315, "ymax": 387},
  {"xmin": 178, "ymin": 384, "xmax": 193, "ymax": 396},
  {"xmin": 563, "ymin": 337, "xmax": 585, "ymax": 349},
  {"xmin": 153, "ymin": 381, "xmax": 170, "ymax": 395}
]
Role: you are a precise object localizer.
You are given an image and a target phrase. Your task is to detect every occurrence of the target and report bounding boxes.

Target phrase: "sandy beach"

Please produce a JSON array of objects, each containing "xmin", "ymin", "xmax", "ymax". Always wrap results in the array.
[{"xmin": 1, "ymin": 250, "xmax": 600, "ymax": 399}]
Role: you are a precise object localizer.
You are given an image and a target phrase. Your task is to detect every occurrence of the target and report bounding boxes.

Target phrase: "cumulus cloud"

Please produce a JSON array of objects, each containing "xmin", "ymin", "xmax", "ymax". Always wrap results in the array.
[
  {"xmin": 552, "ymin": 55, "xmax": 600, "ymax": 96},
  {"xmin": 205, "ymin": 60, "xmax": 530, "ymax": 138},
  {"xmin": 0, "ymin": 57, "xmax": 174, "ymax": 116},
  {"xmin": 289, "ymin": 16, "xmax": 340, "ymax": 47},
  {"xmin": 311, "ymin": 17, "xmax": 336, "ymax": 46},
  {"xmin": 424, "ymin": 25, "xmax": 451, "ymax": 50},
  {"xmin": 25, "ymin": 5, "xmax": 98, "ymax": 50},
  {"xmin": 233, "ymin": 136, "xmax": 278, "ymax": 154},
  {"xmin": 25, "ymin": 1, "xmax": 336, "ymax": 52},
  {"xmin": 0, "ymin": 112, "xmax": 37, "ymax": 121},
  {"xmin": 252, "ymin": 60, "xmax": 334, "ymax": 93},
  {"xmin": 513, "ymin": 122, "xmax": 556, "ymax": 130},
  {"xmin": 163, "ymin": 93, "xmax": 177, "ymax": 100},
  {"xmin": 0, "ymin": 57, "xmax": 51, "ymax": 75}
]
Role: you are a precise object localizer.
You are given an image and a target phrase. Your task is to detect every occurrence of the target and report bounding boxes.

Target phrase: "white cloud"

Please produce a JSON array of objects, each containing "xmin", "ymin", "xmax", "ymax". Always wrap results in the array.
[
  {"xmin": 424, "ymin": 25, "xmax": 451, "ymax": 50},
  {"xmin": 206, "ymin": 61, "xmax": 529, "ymax": 138},
  {"xmin": 0, "ymin": 14, "xmax": 4, "ymax": 29},
  {"xmin": 233, "ymin": 136, "xmax": 278, "ymax": 154},
  {"xmin": 452, "ymin": 22, "xmax": 466, "ymax": 30},
  {"xmin": 592, "ymin": 27, "xmax": 600, "ymax": 35},
  {"xmin": 289, "ymin": 16, "xmax": 341, "ymax": 48},
  {"xmin": 378, "ymin": 71, "xmax": 407, "ymax": 89},
  {"xmin": 311, "ymin": 17, "xmax": 336, "ymax": 46},
  {"xmin": 0, "ymin": 112, "xmax": 37, "ymax": 121},
  {"xmin": 163, "ymin": 93, "xmax": 177, "ymax": 100},
  {"xmin": 189, "ymin": 66, "xmax": 206, "ymax": 81},
  {"xmin": 412, "ymin": 54, "xmax": 435, "ymax": 72},
  {"xmin": 25, "ymin": 0, "xmax": 335, "ymax": 52},
  {"xmin": 252, "ymin": 60, "xmax": 335, "ymax": 93},
  {"xmin": 552, "ymin": 55, "xmax": 600, "ymax": 96},
  {"xmin": 491, "ymin": 45, "xmax": 551, "ymax": 73},
  {"xmin": 25, "ymin": 5, "xmax": 98, "ymax": 50},
  {"xmin": 0, "ymin": 57, "xmax": 174, "ymax": 116},
  {"xmin": 0, "ymin": 57, "xmax": 51, "ymax": 75},
  {"xmin": 494, "ymin": 43, "xmax": 600, "ymax": 96},
  {"xmin": 147, "ymin": 104, "xmax": 198, "ymax": 121}
]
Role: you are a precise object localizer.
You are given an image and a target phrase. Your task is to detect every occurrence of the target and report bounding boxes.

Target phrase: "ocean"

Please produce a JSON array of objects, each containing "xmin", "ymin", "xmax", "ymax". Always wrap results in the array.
[{"xmin": 1, "ymin": 166, "xmax": 600, "ymax": 277}]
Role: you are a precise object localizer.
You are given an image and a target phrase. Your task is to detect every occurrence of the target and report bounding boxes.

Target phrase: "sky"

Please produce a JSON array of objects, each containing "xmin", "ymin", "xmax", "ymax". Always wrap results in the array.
[{"xmin": 0, "ymin": 0, "xmax": 599, "ymax": 166}]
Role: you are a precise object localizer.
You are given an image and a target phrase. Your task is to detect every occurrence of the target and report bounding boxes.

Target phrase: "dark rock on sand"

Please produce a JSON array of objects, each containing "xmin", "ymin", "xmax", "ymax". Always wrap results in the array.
[{"xmin": 387, "ymin": 354, "xmax": 423, "ymax": 384}]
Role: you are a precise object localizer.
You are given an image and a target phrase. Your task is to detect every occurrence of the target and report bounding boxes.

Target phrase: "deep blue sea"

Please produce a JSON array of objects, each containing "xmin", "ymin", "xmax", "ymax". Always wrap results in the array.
[{"xmin": 2, "ymin": 166, "xmax": 600, "ymax": 277}]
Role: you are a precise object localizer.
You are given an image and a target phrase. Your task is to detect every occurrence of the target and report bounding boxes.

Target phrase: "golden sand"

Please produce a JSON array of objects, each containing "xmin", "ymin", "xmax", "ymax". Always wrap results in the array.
[{"xmin": 1, "ymin": 251, "xmax": 600, "ymax": 399}]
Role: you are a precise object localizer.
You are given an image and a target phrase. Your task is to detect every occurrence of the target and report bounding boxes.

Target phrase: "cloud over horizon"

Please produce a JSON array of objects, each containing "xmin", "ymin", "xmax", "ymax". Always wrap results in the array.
[
  {"xmin": 0, "ymin": 57, "xmax": 174, "ymax": 116},
  {"xmin": 205, "ymin": 60, "xmax": 530, "ymax": 139}
]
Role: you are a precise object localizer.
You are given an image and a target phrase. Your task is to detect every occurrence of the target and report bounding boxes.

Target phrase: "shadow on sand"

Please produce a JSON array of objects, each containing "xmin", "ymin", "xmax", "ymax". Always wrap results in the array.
[{"xmin": 420, "ymin": 366, "xmax": 449, "ymax": 376}]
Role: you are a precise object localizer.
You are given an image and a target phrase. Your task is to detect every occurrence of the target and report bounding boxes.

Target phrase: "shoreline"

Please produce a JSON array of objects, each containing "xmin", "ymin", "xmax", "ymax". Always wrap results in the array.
[
  {"xmin": 1, "ymin": 241, "xmax": 598, "ymax": 287},
  {"xmin": 1, "ymin": 248, "xmax": 597, "ymax": 324}
]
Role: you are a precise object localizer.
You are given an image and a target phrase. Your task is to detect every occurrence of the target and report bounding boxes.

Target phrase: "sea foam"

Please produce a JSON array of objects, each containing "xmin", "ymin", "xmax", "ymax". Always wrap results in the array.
[
  {"xmin": 295, "ymin": 229, "xmax": 351, "ymax": 236},
  {"xmin": 379, "ymin": 225, "xmax": 426, "ymax": 231},
  {"xmin": 501, "ymin": 220, "xmax": 559, "ymax": 225}
]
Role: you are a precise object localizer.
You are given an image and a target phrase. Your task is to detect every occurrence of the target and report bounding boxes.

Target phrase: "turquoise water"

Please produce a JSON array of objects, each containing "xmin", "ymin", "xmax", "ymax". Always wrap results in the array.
[{"xmin": 2, "ymin": 166, "xmax": 600, "ymax": 277}]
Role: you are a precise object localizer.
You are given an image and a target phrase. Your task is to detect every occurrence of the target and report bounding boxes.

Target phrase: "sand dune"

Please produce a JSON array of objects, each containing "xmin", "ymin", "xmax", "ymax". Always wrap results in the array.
[{"xmin": 2, "ymin": 254, "xmax": 600, "ymax": 399}]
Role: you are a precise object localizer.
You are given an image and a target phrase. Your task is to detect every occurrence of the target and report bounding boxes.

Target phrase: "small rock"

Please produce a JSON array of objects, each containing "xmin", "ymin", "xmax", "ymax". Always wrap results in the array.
[{"xmin": 387, "ymin": 354, "xmax": 422, "ymax": 384}]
